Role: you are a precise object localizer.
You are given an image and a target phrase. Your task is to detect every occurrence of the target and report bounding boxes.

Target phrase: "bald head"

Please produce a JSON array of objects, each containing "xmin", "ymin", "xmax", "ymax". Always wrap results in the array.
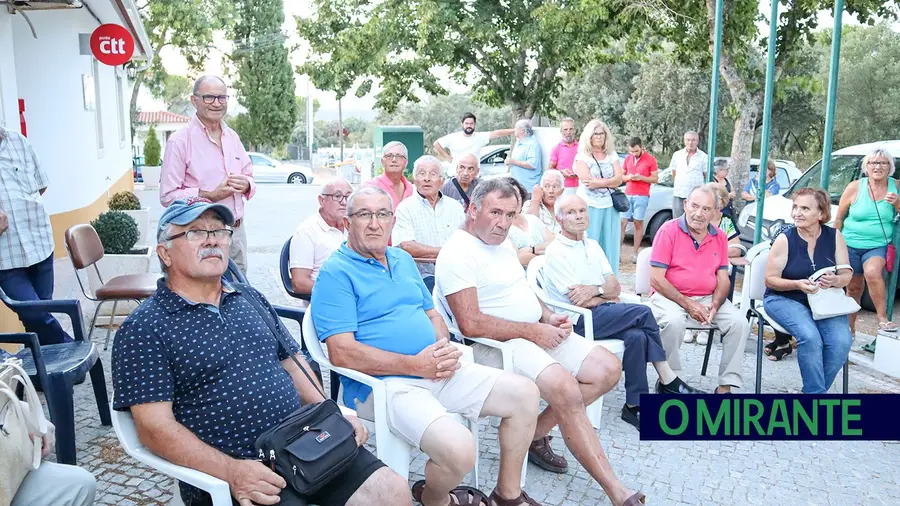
[
  {"xmin": 193, "ymin": 75, "xmax": 227, "ymax": 95},
  {"xmin": 191, "ymin": 75, "xmax": 229, "ymax": 124},
  {"xmin": 318, "ymin": 178, "xmax": 353, "ymax": 224},
  {"xmin": 456, "ymin": 152, "xmax": 480, "ymax": 185},
  {"xmin": 555, "ymin": 194, "xmax": 589, "ymax": 237}
]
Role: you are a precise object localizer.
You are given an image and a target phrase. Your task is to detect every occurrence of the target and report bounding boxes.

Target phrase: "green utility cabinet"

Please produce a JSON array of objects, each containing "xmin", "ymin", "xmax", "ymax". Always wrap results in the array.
[{"xmin": 373, "ymin": 126, "xmax": 423, "ymax": 180}]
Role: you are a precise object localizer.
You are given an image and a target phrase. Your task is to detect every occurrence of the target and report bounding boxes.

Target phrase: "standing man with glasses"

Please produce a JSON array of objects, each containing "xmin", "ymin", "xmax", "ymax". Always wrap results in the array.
[
  {"xmin": 289, "ymin": 178, "xmax": 353, "ymax": 297},
  {"xmin": 160, "ymin": 75, "xmax": 255, "ymax": 274},
  {"xmin": 366, "ymin": 141, "xmax": 414, "ymax": 213}
]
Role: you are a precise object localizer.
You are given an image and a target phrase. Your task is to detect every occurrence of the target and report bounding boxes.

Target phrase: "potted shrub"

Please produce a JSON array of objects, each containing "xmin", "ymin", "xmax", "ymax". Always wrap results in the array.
[
  {"xmin": 87, "ymin": 211, "xmax": 152, "ymax": 322},
  {"xmin": 108, "ymin": 190, "xmax": 150, "ymax": 249},
  {"xmin": 141, "ymin": 125, "xmax": 162, "ymax": 189}
]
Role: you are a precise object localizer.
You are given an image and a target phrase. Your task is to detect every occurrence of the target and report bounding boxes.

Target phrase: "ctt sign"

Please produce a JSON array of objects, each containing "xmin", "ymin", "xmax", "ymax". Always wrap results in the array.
[{"xmin": 90, "ymin": 24, "xmax": 134, "ymax": 66}]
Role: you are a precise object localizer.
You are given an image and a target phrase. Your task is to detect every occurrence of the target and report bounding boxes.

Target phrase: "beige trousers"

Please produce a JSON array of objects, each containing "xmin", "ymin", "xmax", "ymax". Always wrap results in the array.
[{"xmin": 229, "ymin": 222, "xmax": 248, "ymax": 274}]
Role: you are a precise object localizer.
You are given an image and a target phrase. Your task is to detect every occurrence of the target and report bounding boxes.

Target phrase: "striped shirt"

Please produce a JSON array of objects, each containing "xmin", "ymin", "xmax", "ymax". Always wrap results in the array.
[
  {"xmin": 392, "ymin": 192, "xmax": 465, "ymax": 276},
  {"xmin": 0, "ymin": 128, "xmax": 54, "ymax": 270}
]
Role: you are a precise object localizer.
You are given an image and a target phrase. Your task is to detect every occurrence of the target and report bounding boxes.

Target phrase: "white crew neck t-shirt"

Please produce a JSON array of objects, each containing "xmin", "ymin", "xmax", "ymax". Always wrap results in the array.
[{"xmin": 437, "ymin": 131, "xmax": 491, "ymax": 170}]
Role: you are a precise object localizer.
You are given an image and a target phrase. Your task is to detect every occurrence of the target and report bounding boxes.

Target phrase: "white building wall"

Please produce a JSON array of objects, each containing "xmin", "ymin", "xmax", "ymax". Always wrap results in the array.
[
  {"xmin": 0, "ymin": 14, "xmax": 21, "ymax": 132},
  {"xmin": 10, "ymin": 8, "xmax": 133, "ymax": 215}
]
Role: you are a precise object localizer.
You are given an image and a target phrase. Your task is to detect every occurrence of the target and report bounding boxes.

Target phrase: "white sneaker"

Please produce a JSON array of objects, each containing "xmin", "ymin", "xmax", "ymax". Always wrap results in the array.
[
  {"xmin": 697, "ymin": 331, "xmax": 710, "ymax": 346},
  {"xmin": 683, "ymin": 330, "xmax": 695, "ymax": 343}
]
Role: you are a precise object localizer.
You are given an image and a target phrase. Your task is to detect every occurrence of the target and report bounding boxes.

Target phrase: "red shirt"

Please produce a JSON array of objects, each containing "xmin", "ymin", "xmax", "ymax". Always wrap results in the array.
[
  {"xmin": 623, "ymin": 152, "xmax": 658, "ymax": 197},
  {"xmin": 650, "ymin": 217, "xmax": 728, "ymax": 297},
  {"xmin": 550, "ymin": 140, "xmax": 579, "ymax": 188}
]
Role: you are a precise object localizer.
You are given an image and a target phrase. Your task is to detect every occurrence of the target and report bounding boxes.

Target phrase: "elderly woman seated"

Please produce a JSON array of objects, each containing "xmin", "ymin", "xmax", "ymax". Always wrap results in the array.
[
  {"xmin": 523, "ymin": 170, "xmax": 564, "ymax": 233},
  {"xmin": 503, "ymin": 177, "xmax": 555, "ymax": 267}
]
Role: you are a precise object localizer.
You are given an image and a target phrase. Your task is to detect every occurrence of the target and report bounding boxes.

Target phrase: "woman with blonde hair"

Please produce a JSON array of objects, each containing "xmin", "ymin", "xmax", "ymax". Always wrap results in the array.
[{"xmin": 573, "ymin": 120, "xmax": 624, "ymax": 273}]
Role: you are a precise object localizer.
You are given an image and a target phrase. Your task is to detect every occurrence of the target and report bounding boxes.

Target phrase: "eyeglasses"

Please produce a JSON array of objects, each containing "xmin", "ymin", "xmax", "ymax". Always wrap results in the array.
[
  {"xmin": 414, "ymin": 171, "xmax": 442, "ymax": 179},
  {"xmin": 322, "ymin": 193, "xmax": 350, "ymax": 203},
  {"xmin": 383, "ymin": 153, "xmax": 407, "ymax": 161},
  {"xmin": 591, "ymin": 132, "xmax": 606, "ymax": 137},
  {"xmin": 868, "ymin": 161, "xmax": 891, "ymax": 166},
  {"xmin": 195, "ymin": 94, "xmax": 229, "ymax": 105},
  {"xmin": 167, "ymin": 228, "xmax": 234, "ymax": 243},
  {"xmin": 350, "ymin": 210, "xmax": 394, "ymax": 222}
]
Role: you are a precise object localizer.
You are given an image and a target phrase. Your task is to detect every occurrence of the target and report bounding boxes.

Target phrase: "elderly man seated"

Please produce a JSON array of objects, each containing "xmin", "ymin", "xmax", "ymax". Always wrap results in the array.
[
  {"xmin": 441, "ymin": 152, "xmax": 481, "ymax": 208},
  {"xmin": 313, "ymin": 186, "xmax": 542, "ymax": 506},
  {"xmin": 112, "ymin": 197, "xmax": 411, "ymax": 506},
  {"xmin": 543, "ymin": 195, "xmax": 701, "ymax": 430},
  {"xmin": 649, "ymin": 187, "xmax": 750, "ymax": 394},
  {"xmin": 393, "ymin": 156, "xmax": 466, "ymax": 277},
  {"xmin": 523, "ymin": 170, "xmax": 564, "ymax": 234},
  {"xmin": 289, "ymin": 178, "xmax": 352, "ymax": 296},
  {"xmin": 435, "ymin": 179, "xmax": 645, "ymax": 506}
]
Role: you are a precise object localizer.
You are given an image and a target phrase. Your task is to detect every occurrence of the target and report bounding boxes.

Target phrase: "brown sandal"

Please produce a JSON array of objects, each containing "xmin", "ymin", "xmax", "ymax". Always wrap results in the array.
[
  {"xmin": 527, "ymin": 435, "xmax": 568, "ymax": 473},
  {"xmin": 622, "ymin": 491, "xmax": 646, "ymax": 506},
  {"xmin": 488, "ymin": 489, "xmax": 542, "ymax": 506},
  {"xmin": 411, "ymin": 480, "xmax": 490, "ymax": 506}
]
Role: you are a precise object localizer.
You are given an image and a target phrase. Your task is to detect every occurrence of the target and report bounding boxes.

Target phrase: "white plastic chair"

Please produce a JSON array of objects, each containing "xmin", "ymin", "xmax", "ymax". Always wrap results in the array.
[{"xmin": 301, "ymin": 309, "xmax": 482, "ymax": 488}]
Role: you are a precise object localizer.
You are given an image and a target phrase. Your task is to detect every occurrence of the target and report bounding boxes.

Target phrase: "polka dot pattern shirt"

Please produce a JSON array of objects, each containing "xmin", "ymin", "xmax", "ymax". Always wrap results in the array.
[{"xmin": 112, "ymin": 279, "xmax": 302, "ymax": 459}]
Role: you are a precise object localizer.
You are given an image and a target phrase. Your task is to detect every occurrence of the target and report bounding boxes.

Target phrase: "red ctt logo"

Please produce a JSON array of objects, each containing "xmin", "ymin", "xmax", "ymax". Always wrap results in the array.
[{"xmin": 90, "ymin": 24, "xmax": 135, "ymax": 66}]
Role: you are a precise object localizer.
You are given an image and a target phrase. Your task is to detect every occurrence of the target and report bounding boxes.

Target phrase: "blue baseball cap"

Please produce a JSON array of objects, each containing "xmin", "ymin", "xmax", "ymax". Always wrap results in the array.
[{"xmin": 158, "ymin": 197, "xmax": 235, "ymax": 238}]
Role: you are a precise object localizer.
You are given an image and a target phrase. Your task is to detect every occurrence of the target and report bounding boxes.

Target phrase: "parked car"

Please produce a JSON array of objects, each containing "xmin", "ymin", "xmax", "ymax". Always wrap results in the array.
[{"xmin": 249, "ymin": 152, "xmax": 314, "ymax": 184}]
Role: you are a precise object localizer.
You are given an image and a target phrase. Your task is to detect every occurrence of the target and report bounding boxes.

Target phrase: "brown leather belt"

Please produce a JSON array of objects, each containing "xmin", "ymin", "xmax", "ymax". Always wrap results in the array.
[{"xmin": 233, "ymin": 218, "xmax": 242, "ymax": 228}]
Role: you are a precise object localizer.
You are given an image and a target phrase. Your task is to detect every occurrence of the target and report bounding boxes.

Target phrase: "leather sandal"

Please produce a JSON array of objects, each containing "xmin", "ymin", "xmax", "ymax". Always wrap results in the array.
[
  {"xmin": 528, "ymin": 435, "xmax": 568, "ymax": 473},
  {"xmin": 622, "ymin": 491, "xmax": 646, "ymax": 506},
  {"xmin": 411, "ymin": 480, "xmax": 490, "ymax": 506},
  {"xmin": 488, "ymin": 490, "xmax": 542, "ymax": 506}
]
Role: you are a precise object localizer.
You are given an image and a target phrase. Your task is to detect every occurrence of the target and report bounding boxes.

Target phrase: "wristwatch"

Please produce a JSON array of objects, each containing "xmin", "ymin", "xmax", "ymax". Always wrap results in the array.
[
  {"xmin": 597, "ymin": 285, "xmax": 604, "ymax": 296},
  {"xmin": 531, "ymin": 246, "xmax": 535, "ymax": 254}
]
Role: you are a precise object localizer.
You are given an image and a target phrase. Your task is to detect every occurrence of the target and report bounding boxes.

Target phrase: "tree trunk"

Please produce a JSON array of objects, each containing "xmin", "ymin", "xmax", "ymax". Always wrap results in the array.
[{"xmin": 129, "ymin": 71, "xmax": 146, "ymax": 142}]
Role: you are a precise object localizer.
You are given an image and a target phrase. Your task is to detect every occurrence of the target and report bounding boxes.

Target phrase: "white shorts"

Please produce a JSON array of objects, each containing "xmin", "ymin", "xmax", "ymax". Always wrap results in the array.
[
  {"xmin": 472, "ymin": 334, "xmax": 596, "ymax": 382},
  {"xmin": 355, "ymin": 362, "xmax": 502, "ymax": 448}
]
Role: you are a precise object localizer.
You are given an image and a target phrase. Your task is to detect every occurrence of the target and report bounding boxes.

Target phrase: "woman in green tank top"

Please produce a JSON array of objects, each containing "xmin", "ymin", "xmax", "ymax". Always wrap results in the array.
[{"xmin": 835, "ymin": 148, "xmax": 900, "ymax": 334}]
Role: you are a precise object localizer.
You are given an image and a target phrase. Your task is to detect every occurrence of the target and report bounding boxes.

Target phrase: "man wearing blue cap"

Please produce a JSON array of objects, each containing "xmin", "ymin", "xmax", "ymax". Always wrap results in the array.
[{"xmin": 111, "ymin": 197, "xmax": 411, "ymax": 506}]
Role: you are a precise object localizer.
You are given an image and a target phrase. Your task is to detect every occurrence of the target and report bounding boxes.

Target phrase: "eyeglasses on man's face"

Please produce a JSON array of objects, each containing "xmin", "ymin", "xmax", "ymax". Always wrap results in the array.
[
  {"xmin": 195, "ymin": 94, "xmax": 229, "ymax": 105},
  {"xmin": 322, "ymin": 193, "xmax": 351, "ymax": 203},
  {"xmin": 167, "ymin": 228, "xmax": 234, "ymax": 243},
  {"xmin": 350, "ymin": 210, "xmax": 394, "ymax": 223},
  {"xmin": 383, "ymin": 153, "xmax": 407, "ymax": 161}
]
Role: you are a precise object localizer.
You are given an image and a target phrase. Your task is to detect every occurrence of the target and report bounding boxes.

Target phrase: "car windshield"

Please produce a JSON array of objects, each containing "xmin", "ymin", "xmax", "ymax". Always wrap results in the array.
[
  {"xmin": 785, "ymin": 155, "xmax": 874, "ymax": 204},
  {"xmin": 657, "ymin": 168, "xmax": 673, "ymax": 187}
]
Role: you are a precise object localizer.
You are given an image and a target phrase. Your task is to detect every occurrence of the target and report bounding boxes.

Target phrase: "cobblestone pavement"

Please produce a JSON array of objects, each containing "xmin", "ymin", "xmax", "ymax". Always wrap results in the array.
[{"xmin": 40, "ymin": 186, "xmax": 900, "ymax": 505}]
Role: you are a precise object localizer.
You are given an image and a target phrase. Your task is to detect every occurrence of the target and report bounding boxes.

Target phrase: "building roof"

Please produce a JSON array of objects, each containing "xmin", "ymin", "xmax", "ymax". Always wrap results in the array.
[{"xmin": 138, "ymin": 112, "xmax": 191, "ymax": 125}]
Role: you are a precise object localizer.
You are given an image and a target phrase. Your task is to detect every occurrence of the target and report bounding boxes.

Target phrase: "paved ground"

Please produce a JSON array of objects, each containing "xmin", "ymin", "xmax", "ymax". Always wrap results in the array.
[{"xmin": 39, "ymin": 184, "xmax": 900, "ymax": 505}]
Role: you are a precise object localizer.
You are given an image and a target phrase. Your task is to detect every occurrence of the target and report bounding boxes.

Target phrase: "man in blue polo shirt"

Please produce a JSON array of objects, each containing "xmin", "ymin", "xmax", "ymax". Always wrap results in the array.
[
  {"xmin": 312, "ymin": 186, "xmax": 542, "ymax": 506},
  {"xmin": 112, "ymin": 197, "xmax": 411, "ymax": 506}
]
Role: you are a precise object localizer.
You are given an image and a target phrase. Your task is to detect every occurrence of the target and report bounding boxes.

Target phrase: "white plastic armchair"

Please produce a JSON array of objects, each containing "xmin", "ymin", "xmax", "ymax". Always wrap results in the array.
[
  {"xmin": 111, "ymin": 406, "xmax": 232, "ymax": 506},
  {"xmin": 300, "ymin": 309, "xmax": 481, "ymax": 488}
]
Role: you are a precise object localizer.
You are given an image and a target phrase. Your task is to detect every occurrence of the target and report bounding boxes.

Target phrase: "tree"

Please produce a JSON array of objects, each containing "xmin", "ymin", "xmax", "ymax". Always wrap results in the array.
[
  {"xmin": 130, "ymin": 0, "xmax": 233, "ymax": 139},
  {"xmin": 153, "ymin": 74, "xmax": 193, "ymax": 115},
  {"xmin": 295, "ymin": 0, "xmax": 653, "ymax": 119},
  {"xmin": 291, "ymin": 96, "xmax": 321, "ymax": 155},
  {"xmin": 229, "ymin": 0, "xmax": 297, "ymax": 148},
  {"xmin": 555, "ymin": 59, "xmax": 639, "ymax": 136},
  {"xmin": 144, "ymin": 125, "xmax": 162, "ymax": 167}
]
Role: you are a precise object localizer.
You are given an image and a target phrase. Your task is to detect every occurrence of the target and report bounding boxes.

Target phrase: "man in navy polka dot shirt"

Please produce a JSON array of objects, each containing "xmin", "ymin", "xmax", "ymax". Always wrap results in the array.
[{"xmin": 112, "ymin": 197, "xmax": 411, "ymax": 506}]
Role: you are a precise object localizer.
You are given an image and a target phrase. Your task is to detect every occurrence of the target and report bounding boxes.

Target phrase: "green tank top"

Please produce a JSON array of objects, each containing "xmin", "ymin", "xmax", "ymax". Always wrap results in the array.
[{"xmin": 842, "ymin": 177, "xmax": 897, "ymax": 249}]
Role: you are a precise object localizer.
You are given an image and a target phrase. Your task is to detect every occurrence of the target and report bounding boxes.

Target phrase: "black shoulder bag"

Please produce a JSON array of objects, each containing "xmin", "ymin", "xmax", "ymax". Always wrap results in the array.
[
  {"xmin": 239, "ymin": 287, "xmax": 359, "ymax": 496},
  {"xmin": 451, "ymin": 177, "xmax": 471, "ymax": 207},
  {"xmin": 590, "ymin": 153, "xmax": 630, "ymax": 212}
]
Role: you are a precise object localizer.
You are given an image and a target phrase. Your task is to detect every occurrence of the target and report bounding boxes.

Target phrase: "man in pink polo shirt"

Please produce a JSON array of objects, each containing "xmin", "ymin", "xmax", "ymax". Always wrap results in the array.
[
  {"xmin": 648, "ymin": 186, "xmax": 748, "ymax": 394},
  {"xmin": 620, "ymin": 137, "xmax": 658, "ymax": 263},
  {"xmin": 160, "ymin": 75, "xmax": 255, "ymax": 274},
  {"xmin": 548, "ymin": 118, "xmax": 579, "ymax": 196},
  {"xmin": 366, "ymin": 141, "xmax": 413, "ymax": 212}
]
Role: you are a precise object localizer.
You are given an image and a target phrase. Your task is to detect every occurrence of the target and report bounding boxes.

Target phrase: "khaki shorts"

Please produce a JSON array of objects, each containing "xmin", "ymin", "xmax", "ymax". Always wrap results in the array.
[
  {"xmin": 355, "ymin": 362, "xmax": 502, "ymax": 448},
  {"xmin": 472, "ymin": 334, "xmax": 596, "ymax": 382}
]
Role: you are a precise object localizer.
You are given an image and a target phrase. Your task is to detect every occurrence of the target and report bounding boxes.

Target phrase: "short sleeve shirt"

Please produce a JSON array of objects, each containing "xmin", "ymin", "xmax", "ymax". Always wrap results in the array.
[
  {"xmin": 550, "ymin": 141, "xmax": 579, "ymax": 188},
  {"xmin": 523, "ymin": 199, "xmax": 561, "ymax": 234},
  {"xmin": 575, "ymin": 151, "xmax": 618, "ymax": 209},
  {"xmin": 311, "ymin": 244, "xmax": 436, "ymax": 406},
  {"xmin": 112, "ymin": 280, "xmax": 302, "ymax": 459},
  {"xmin": 437, "ymin": 131, "xmax": 491, "ymax": 169},
  {"xmin": 392, "ymin": 192, "xmax": 465, "ymax": 276},
  {"xmin": 743, "ymin": 178, "xmax": 780, "ymax": 196},
  {"xmin": 670, "ymin": 148, "xmax": 709, "ymax": 199},
  {"xmin": 623, "ymin": 152, "xmax": 658, "ymax": 197},
  {"xmin": 507, "ymin": 214, "xmax": 548, "ymax": 250},
  {"xmin": 288, "ymin": 212, "xmax": 346, "ymax": 280},
  {"xmin": 650, "ymin": 217, "xmax": 728, "ymax": 297},
  {"xmin": 440, "ymin": 177, "xmax": 480, "ymax": 207},
  {"xmin": 510, "ymin": 136, "xmax": 543, "ymax": 191},
  {"xmin": 543, "ymin": 235, "xmax": 614, "ymax": 323}
]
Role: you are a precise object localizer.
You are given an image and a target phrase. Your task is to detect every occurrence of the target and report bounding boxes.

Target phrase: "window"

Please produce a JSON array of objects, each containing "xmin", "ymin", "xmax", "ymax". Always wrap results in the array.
[
  {"xmin": 116, "ymin": 72, "xmax": 126, "ymax": 147},
  {"xmin": 249, "ymin": 154, "xmax": 268, "ymax": 166},
  {"xmin": 657, "ymin": 168, "xmax": 673, "ymax": 187},
  {"xmin": 482, "ymin": 148, "xmax": 508, "ymax": 165},
  {"xmin": 786, "ymin": 155, "xmax": 871, "ymax": 204},
  {"xmin": 92, "ymin": 59, "xmax": 104, "ymax": 154}
]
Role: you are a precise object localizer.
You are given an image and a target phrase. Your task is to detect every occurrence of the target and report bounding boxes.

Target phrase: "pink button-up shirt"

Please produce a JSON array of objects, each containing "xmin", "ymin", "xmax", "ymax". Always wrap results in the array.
[
  {"xmin": 365, "ymin": 173, "xmax": 413, "ymax": 212},
  {"xmin": 160, "ymin": 115, "xmax": 256, "ymax": 220},
  {"xmin": 550, "ymin": 140, "xmax": 579, "ymax": 188}
]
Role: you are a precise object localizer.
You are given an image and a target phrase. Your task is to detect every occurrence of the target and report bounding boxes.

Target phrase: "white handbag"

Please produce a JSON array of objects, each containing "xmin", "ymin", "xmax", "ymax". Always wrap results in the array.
[
  {"xmin": 807, "ymin": 264, "xmax": 861, "ymax": 321},
  {"xmin": 0, "ymin": 359, "xmax": 49, "ymax": 506}
]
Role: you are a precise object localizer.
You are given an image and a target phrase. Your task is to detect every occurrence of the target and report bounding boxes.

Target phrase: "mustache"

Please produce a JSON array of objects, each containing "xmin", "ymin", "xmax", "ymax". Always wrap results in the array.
[{"xmin": 198, "ymin": 247, "xmax": 225, "ymax": 261}]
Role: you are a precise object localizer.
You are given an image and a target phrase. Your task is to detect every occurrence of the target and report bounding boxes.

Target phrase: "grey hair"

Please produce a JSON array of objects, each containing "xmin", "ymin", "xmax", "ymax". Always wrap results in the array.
[
  {"xmin": 193, "ymin": 75, "xmax": 227, "ymax": 94},
  {"xmin": 347, "ymin": 186, "xmax": 392, "ymax": 215},
  {"xmin": 684, "ymin": 130, "xmax": 699, "ymax": 139},
  {"xmin": 687, "ymin": 184, "xmax": 717, "ymax": 204},
  {"xmin": 541, "ymin": 170, "xmax": 564, "ymax": 186},
  {"xmin": 156, "ymin": 223, "xmax": 176, "ymax": 274},
  {"xmin": 413, "ymin": 155, "xmax": 442, "ymax": 173},
  {"xmin": 862, "ymin": 148, "xmax": 896, "ymax": 177},
  {"xmin": 703, "ymin": 181, "xmax": 729, "ymax": 210},
  {"xmin": 515, "ymin": 119, "xmax": 534, "ymax": 137},
  {"xmin": 713, "ymin": 158, "xmax": 730, "ymax": 170},
  {"xmin": 560, "ymin": 117, "xmax": 575, "ymax": 126},
  {"xmin": 382, "ymin": 141, "xmax": 408, "ymax": 158},
  {"xmin": 469, "ymin": 177, "xmax": 520, "ymax": 210},
  {"xmin": 320, "ymin": 177, "xmax": 352, "ymax": 195},
  {"xmin": 554, "ymin": 194, "xmax": 587, "ymax": 219}
]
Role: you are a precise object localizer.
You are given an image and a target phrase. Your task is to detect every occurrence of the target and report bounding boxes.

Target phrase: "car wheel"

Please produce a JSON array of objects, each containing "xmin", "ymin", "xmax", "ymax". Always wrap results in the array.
[
  {"xmin": 646, "ymin": 211, "xmax": 672, "ymax": 243},
  {"xmin": 288, "ymin": 173, "xmax": 307, "ymax": 184}
]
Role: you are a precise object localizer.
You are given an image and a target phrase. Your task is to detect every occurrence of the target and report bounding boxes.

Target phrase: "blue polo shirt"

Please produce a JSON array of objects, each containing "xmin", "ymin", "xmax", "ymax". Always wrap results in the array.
[
  {"xmin": 510, "ymin": 135, "xmax": 544, "ymax": 190},
  {"xmin": 112, "ymin": 279, "xmax": 302, "ymax": 459},
  {"xmin": 311, "ymin": 243, "xmax": 436, "ymax": 407}
]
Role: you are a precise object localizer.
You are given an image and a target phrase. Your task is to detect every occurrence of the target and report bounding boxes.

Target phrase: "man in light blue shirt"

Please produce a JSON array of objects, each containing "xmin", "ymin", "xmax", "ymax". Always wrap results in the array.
[{"xmin": 507, "ymin": 119, "xmax": 543, "ymax": 193}]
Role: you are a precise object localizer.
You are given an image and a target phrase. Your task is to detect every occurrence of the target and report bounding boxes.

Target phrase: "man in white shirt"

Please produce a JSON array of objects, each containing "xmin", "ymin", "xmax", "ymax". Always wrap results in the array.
[
  {"xmin": 289, "ymin": 178, "xmax": 352, "ymax": 296},
  {"xmin": 393, "ymin": 156, "xmax": 465, "ymax": 277},
  {"xmin": 543, "ymin": 195, "xmax": 701, "ymax": 431},
  {"xmin": 434, "ymin": 178, "xmax": 645, "ymax": 506},
  {"xmin": 669, "ymin": 131, "xmax": 708, "ymax": 218},
  {"xmin": 433, "ymin": 113, "xmax": 513, "ymax": 171}
]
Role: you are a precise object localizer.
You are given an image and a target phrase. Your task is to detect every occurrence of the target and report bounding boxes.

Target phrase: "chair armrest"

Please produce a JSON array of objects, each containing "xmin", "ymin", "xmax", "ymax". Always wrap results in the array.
[
  {"xmin": 273, "ymin": 305, "xmax": 307, "ymax": 324},
  {"xmin": 4, "ymin": 299, "xmax": 85, "ymax": 342},
  {"xmin": 0, "ymin": 332, "xmax": 50, "ymax": 387},
  {"xmin": 129, "ymin": 445, "xmax": 232, "ymax": 505},
  {"xmin": 465, "ymin": 337, "xmax": 507, "ymax": 350}
]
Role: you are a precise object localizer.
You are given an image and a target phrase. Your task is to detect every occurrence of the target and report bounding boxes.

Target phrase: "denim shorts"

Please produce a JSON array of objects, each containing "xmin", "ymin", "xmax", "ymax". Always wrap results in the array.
[
  {"xmin": 847, "ymin": 245, "xmax": 887, "ymax": 275},
  {"xmin": 622, "ymin": 195, "xmax": 650, "ymax": 221}
]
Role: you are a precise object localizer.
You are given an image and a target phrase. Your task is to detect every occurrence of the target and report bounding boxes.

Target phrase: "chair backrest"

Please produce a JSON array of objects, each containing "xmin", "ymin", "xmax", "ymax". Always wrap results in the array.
[
  {"xmin": 525, "ymin": 255, "xmax": 547, "ymax": 301},
  {"xmin": 223, "ymin": 259, "xmax": 249, "ymax": 285},
  {"xmin": 635, "ymin": 247, "xmax": 654, "ymax": 296},
  {"xmin": 65, "ymin": 224, "xmax": 104, "ymax": 269},
  {"xmin": 279, "ymin": 236, "xmax": 312, "ymax": 301},
  {"xmin": 747, "ymin": 244, "xmax": 772, "ymax": 301},
  {"xmin": 301, "ymin": 307, "xmax": 332, "ymax": 367},
  {"xmin": 431, "ymin": 286, "xmax": 463, "ymax": 337}
]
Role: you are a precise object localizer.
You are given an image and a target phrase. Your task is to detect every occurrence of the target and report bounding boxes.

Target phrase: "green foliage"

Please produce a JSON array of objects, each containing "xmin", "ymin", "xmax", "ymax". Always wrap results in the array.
[
  {"xmin": 314, "ymin": 117, "xmax": 373, "ymax": 148},
  {"xmin": 144, "ymin": 126, "xmax": 162, "ymax": 167},
  {"xmin": 556, "ymin": 59, "xmax": 640, "ymax": 140},
  {"xmin": 229, "ymin": 0, "xmax": 297, "ymax": 148},
  {"xmin": 295, "ymin": 0, "xmax": 651, "ymax": 118},
  {"xmin": 108, "ymin": 191, "xmax": 142, "ymax": 211},
  {"xmin": 91, "ymin": 212, "xmax": 139, "ymax": 255},
  {"xmin": 291, "ymin": 96, "xmax": 321, "ymax": 153},
  {"xmin": 154, "ymin": 75, "xmax": 193, "ymax": 116}
]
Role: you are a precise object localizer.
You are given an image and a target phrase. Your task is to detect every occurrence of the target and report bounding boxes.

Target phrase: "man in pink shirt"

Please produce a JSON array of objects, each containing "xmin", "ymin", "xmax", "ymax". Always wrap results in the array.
[
  {"xmin": 648, "ymin": 186, "xmax": 748, "ymax": 394},
  {"xmin": 366, "ymin": 141, "xmax": 413, "ymax": 212},
  {"xmin": 548, "ymin": 118, "xmax": 579, "ymax": 196},
  {"xmin": 160, "ymin": 75, "xmax": 255, "ymax": 273},
  {"xmin": 620, "ymin": 137, "xmax": 658, "ymax": 263}
]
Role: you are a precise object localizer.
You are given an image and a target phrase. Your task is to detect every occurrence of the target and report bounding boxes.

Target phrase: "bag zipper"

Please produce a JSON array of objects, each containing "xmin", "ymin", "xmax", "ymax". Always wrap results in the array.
[{"xmin": 269, "ymin": 449, "xmax": 276, "ymax": 471}]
